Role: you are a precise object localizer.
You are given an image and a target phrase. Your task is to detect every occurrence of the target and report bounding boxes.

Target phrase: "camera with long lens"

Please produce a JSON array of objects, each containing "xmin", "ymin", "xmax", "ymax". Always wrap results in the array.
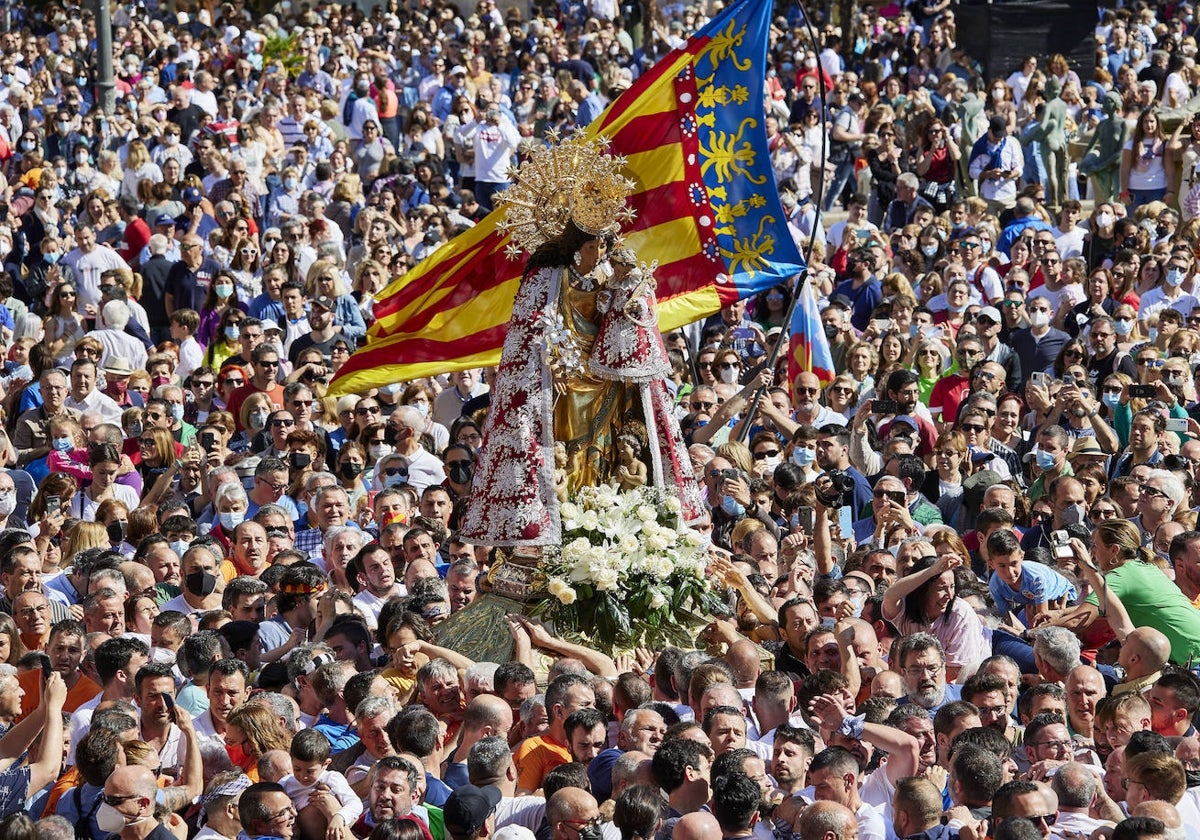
[{"xmin": 815, "ymin": 469, "xmax": 855, "ymax": 508}]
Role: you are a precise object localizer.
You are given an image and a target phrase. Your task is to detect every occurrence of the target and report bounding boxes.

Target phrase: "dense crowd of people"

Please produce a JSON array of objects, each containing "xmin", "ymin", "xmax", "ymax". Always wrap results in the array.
[{"xmin": 2, "ymin": 2, "xmax": 1200, "ymax": 840}]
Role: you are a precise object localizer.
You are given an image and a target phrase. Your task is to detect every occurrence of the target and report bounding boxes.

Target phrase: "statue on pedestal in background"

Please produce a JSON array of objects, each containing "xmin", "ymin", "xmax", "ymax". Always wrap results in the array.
[
  {"xmin": 1035, "ymin": 77, "xmax": 1070, "ymax": 208},
  {"xmin": 1079, "ymin": 92, "xmax": 1127, "ymax": 204}
]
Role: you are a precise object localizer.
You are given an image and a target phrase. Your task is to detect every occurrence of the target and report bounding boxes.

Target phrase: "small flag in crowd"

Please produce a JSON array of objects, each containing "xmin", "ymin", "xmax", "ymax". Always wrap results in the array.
[{"xmin": 788, "ymin": 276, "xmax": 835, "ymax": 401}]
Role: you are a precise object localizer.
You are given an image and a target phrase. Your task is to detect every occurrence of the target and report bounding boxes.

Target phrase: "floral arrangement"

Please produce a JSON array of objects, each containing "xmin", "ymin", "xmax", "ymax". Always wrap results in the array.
[{"xmin": 532, "ymin": 484, "xmax": 723, "ymax": 649}]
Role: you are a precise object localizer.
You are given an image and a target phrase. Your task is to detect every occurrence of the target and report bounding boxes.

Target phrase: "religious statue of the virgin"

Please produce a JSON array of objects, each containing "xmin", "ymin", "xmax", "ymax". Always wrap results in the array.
[{"xmin": 459, "ymin": 134, "xmax": 705, "ymax": 554}]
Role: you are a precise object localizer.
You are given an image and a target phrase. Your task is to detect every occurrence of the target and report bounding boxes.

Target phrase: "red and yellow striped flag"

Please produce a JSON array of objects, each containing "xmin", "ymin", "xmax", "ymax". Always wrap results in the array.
[{"xmin": 330, "ymin": 0, "xmax": 804, "ymax": 395}]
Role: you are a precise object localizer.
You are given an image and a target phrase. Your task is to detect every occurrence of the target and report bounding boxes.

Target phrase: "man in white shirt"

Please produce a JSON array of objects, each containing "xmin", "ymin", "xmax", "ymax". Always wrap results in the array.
[
  {"xmin": 68, "ymin": 636, "xmax": 148, "ymax": 763},
  {"xmin": 387, "ymin": 406, "xmax": 447, "ymax": 492},
  {"xmin": 64, "ymin": 357, "xmax": 123, "ymax": 425},
  {"xmin": 62, "ymin": 223, "xmax": 127, "ymax": 315},
  {"xmin": 969, "ymin": 116, "xmax": 1024, "ymax": 213},
  {"xmin": 352, "ymin": 544, "xmax": 404, "ymax": 629},
  {"xmin": 193, "ymin": 658, "xmax": 251, "ymax": 750},
  {"xmin": 1053, "ymin": 201, "xmax": 1087, "ymax": 259},
  {"xmin": 472, "ymin": 107, "xmax": 521, "ymax": 212}
]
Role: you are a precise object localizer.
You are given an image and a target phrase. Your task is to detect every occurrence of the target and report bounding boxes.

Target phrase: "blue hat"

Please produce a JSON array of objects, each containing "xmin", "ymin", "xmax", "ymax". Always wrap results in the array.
[{"xmin": 154, "ymin": 213, "xmax": 176, "ymax": 227}]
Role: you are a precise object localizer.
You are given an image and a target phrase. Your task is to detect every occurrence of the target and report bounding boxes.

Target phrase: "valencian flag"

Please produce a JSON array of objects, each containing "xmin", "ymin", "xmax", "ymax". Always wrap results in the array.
[
  {"xmin": 329, "ymin": 0, "xmax": 805, "ymax": 395},
  {"xmin": 787, "ymin": 276, "xmax": 835, "ymax": 400}
]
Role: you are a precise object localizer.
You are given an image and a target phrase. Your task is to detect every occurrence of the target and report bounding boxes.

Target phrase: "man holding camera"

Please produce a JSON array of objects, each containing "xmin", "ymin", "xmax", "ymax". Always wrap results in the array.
[
  {"xmin": 814, "ymin": 424, "xmax": 872, "ymax": 519},
  {"xmin": 472, "ymin": 104, "xmax": 520, "ymax": 213},
  {"xmin": 969, "ymin": 114, "xmax": 1024, "ymax": 216}
]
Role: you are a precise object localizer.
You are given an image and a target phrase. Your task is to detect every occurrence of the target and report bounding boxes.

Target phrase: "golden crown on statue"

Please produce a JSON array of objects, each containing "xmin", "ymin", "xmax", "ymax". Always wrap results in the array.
[{"xmin": 497, "ymin": 131, "xmax": 638, "ymax": 259}]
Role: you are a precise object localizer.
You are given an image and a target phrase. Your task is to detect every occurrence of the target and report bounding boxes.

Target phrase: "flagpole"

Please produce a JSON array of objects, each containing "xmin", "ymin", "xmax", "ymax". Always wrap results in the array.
[
  {"xmin": 733, "ymin": 0, "xmax": 829, "ymax": 445},
  {"xmin": 735, "ymin": 267, "xmax": 809, "ymax": 444}
]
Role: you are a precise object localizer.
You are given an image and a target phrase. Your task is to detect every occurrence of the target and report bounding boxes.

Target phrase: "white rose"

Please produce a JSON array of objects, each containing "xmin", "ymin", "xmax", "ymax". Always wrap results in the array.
[
  {"xmin": 579, "ymin": 510, "xmax": 601, "ymax": 531},
  {"xmin": 681, "ymin": 530, "xmax": 704, "ymax": 547},
  {"xmin": 649, "ymin": 590, "xmax": 668, "ymax": 610},
  {"xmin": 548, "ymin": 578, "xmax": 578, "ymax": 605},
  {"xmin": 593, "ymin": 567, "xmax": 620, "ymax": 591},
  {"xmin": 634, "ymin": 505, "xmax": 658, "ymax": 522},
  {"xmin": 664, "ymin": 496, "xmax": 682, "ymax": 514},
  {"xmin": 646, "ymin": 533, "xmax": 670, "ymax": 553},
  {"xmin": 619, "ymin": 534, "xmax": 640, "ymax": 554},
  {"xmin": 560, "ymin": 501, "xmax": 580, "ymax": 520}
]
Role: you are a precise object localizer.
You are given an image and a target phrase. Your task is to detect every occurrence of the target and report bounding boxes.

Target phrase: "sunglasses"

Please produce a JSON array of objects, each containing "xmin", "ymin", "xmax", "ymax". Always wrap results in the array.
[{"xmin": 753, "ymin": 449, "xmax": 780, "ymax": 460}]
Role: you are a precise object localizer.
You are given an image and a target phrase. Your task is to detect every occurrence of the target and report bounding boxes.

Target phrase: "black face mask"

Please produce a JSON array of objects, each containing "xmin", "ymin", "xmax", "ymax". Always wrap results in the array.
[
  {"xmin": 1187, "ymin": 770, "xmax": 1200, "ymax": 789},
  {"xmin": 340, "ymin": 462, "xmax": 363, "ymax": 480},
  {"xmin": 448, "ymin": 462, "xmax": 473, "ymax": 485},
  {"xmin": 289, "ymin": 452, "xmax": 312, "ymax": 470},
  {"xmin": 823, "ymin": 323, "xmax": 839, "ymax": 340},
  {"xmin": 106, "ymin": 521, "xmax": 127, "ymax": 545},
  {"xmin": 185, "ymin": 569, "xmax": 219, "ymax": 598}
]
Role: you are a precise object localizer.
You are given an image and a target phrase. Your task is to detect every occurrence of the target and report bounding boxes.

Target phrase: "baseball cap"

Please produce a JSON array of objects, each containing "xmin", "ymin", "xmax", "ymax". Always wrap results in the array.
[
  {"xmin": 444, "ymin": 785, "xmax": 502, "ymax": 839},
  {"xmin": 976, "ymin": 306, "xmax": 1002, "ymax": 325},
  {"xmin": 182, "ymin": 186, "xmax": 203, "ymax": 203},
  {"xmin": 891, "ymin": 414, "xmax": 919, "ymax": 431},
  {"xmin": 260, "ymin": 319, "xmax": 283, "ymax": 334},
  {"xmin": 311, "ymin": 295, "xmax": 335, "ymax": 311},
  {"xmin": 449, "ymin": 65, "xmax": 467, "ymax": 76},
  {"xmin": 988, "ymin": 114, "xmax": 1008, "ymax": 136},
  {"xmin": 154, "ymin": 213, "xmax": 176, "ymax": 227}
]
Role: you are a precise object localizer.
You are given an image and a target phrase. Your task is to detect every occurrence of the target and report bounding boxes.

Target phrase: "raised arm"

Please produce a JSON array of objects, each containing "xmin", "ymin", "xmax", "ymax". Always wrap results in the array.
[
  {"xmin": 517, "ymin": 615, "xmax": 617, "ymax": 677},
  {"xmin": 882, "ymin": 553, "xmax": 960, "ymax": 622}
]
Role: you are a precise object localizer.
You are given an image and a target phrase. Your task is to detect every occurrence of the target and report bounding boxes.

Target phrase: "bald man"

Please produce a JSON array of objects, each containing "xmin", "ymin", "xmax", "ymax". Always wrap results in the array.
[
  {"xmin": 725, "ymin": 639, "xmax": 762, "ymax": 693},
  {"xmin": 445, "ymin": 694, "xmax": 515, "ymax": 788},
  {"xmin": 799, "ymin": 801, "xmax": 860, "ymax": 840},
  {"xmin": 547, "ymin": 788, "xmax": 599, "ymax": 840},
  {"xmin": 674, "ymin": 811, "xmax": 723, "ymax": 840},
  {"xmin": 1115, "ymin": 627, "xmax": 1172, "ymax": 695},
  {"xmin": 1065, "ymin": 666, "xmax": 1106, "ymax": 743},
  {"xmin": 101, "ymin": 764, "xmax": 162, "ymax": 840}
]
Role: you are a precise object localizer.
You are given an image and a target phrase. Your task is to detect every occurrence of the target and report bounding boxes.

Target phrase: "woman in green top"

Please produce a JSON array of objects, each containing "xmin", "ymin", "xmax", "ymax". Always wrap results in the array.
[
  {"xmin": 1057, "ymin": 518, "xmax": 1200, "ymax": 666},
  {"xmin": 913, "ymin": 338, "xmax": 950, "ymax": 407}
]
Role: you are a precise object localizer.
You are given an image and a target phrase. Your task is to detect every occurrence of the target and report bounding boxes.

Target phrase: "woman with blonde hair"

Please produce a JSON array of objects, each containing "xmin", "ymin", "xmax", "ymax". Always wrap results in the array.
[
  {"xmin": 225, "ymin": 702, "xmax": 292, "ymax": 780},
  {"xmin": 913, "ymin": 339, "xmax": 950, "ymax": 405},
  {"xmin": 824, "ymin": 374, "xmax": 860, "ymax": 417},
  {"xmin": 304, "ymin": 260, "xmax": 367, "ymax": 344},
  {"xmin": 120, "ymin": 140, "xmax": 162, "ymax": 202},
  {"xmin": 352, "ymin": 258, "xmax": 390, "ymax": 323},
  {"xmin": 61, "ymin": 520, "xmax": 111, "ymax": 563}
]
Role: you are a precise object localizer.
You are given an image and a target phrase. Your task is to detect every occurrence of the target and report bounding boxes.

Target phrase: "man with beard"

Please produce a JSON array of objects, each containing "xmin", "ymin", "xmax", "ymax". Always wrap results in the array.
[
  {"xmin": 898, "ymin": 633, "xmax": 962, "ymax": 714},
  {"xmin": 808, "ymin": 746, "xmax": 889, "ymax": 840},
  {"xmin": 815, "ymin": 425, "xmax": 873, "ymax": 518},
  {"xmin": 352, "ymin": 755, "xmax": 424, "ymax": 837},
  {"xmin": 863, "ymin": 370, "xmax": 938, "ymax": 457},
  {"xmin": 794, "ymin": 371, "xmax": 848, "ymax": 427},
  {"xmin": 772, "ymin": 724, "xmax": 816, "ymax": 798}
]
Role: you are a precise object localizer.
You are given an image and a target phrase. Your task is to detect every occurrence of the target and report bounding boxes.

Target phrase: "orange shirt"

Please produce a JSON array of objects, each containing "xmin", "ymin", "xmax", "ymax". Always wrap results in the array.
[
  {"xmin": 514, "ymin": 733, "xmax": 570, "ymax": 793},
  {"xmin": 17, "ymin": 668, "xmax": 100, "ymax": 722}
]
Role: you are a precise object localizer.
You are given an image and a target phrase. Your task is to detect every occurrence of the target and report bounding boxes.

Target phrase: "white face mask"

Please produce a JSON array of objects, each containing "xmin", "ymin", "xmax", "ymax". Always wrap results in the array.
[
  {"xmin": 97, "ymin": 802, "xmax": 148, "ymax": 836},
  {"xmin": 718, "ymin": 367, "xmax": 738, "ymax": 384},
  {"xmin": 369, "ymin": 443, "xmax": 392, "ymax": 461},
  {"xmin": 1030, "ymin": 310, "xmax": 1051, "ymax": 328},
  {"xmin": 1097, "ymin": 212, "xmax": 1114, "ymax": 228},
  {"xmin": 0, "ymin": 492, "xmax": 15, "ymax": 517}
]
